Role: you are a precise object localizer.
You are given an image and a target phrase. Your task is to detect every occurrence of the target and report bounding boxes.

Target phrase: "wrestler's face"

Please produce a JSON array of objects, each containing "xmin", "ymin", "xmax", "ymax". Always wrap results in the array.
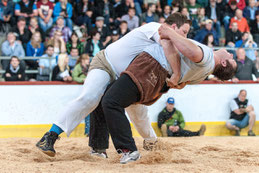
[
  {"xmin": 219, "ymin": 49, "xmax": 237, "ymax": 69},
  {"xmin": 174, "ymin": 23, "xmax": 190, "ymax": 38}
]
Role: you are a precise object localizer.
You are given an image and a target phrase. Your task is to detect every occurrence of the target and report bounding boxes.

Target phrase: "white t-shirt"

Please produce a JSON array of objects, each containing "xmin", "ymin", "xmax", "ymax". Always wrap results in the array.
[
  {"xmin": 144, "ymin": 39, "xmax": 215, "ymax": 84},
  {"xmin": 105, "ymin": 22, "xmax": 161, "ymax": 77}
]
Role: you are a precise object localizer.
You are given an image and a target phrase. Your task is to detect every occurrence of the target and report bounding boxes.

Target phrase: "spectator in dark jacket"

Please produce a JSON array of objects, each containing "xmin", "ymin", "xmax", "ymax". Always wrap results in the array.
[
  {"xmin": 250, "ymin": 10, "xmax": 259, "ymax": 44},
  {"xmin": 85, "ymin": 29, "xmax": 104, "ymax": 57},
  {"xmin": 14, "ymin": 0, "xmax": 38, "ymax": 23},
  {"xmin": 243, "ymin": 0, "xmax": 258, "ymax": 22},
  {"xmin": 52, "ymin": 53, "xmax": 73, "ymax": 81},
  {"xmin": 140, "ymin": 3, "xmax": 159, "ymax": 25},
  {"xmin": 223, "ymin": 0, "xmax": 237, "ymax": 31},
  {"xmin": 226, "ymin": 22, "xmax": 242, "ymax": 47},
  {"xmin": 94, "ymin": 16, "xmax": 111, "ymax": 47},
  {"xmin": 4, "ymin": 56, "xmax": 25, "ymax": 81},
  {"xmin": 232, "ymin": 48, "xmax": 259, "ymax": 82},
  {"xmin": 94, "ymin": 0, "xmax": 115, "ymax": 26}
]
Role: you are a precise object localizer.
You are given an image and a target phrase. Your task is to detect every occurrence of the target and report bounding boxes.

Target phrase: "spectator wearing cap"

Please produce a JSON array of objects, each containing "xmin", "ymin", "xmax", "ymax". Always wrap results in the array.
[
  {"xmin": 11, "ymin": 17, "xmax": 31, "ymax": 49},
  {"xmin": 121, "ymin": 8, "xmax": 139, "ymax": 31},
  {"xmin": 140, "ymin": 3, "xmax": 159, "ymax": 25},
  {"xmin": 222, "ymin": 0, "xmax": 237, "ymax": 32},
  {"xmin": 37, "ymin": 0, "xmax": 54, "ymax": 32},
  {"xmin": 194, "ymin": 19, "xmax": 219, "ymax": 45},
  {"xmin": 229, "ymin": 9, "xmax": 250, "ymax": 33},
  {"xmin": 49, "ymin": 16, "xmax": 72, "ymax": 43},
  {"xmin": 85, "ymin": 29, "xmax": 104, "ymax": 57},
  {"xmin": 1, "ymin": 32, "xmax": 25, "ymax": 70},
  {"xmin": 105, "ymin": 30, "xmax": 119, "ymax": 47},
  {"xmin": 157, "ymin": 97, "xmax": 206, "ymax": 137},
  {"xmin": 94, "ymin": 16, "xmax": 111, "ymax": 47},
  {"xmin": 14, "ymin": 0, "xmax": 38, "ymax": 23},
  {"xmin": 4, "ymin": 56, "xmax": 25, "ymax": 81},
  {"xmin": 53, "ymin": 0, "xmax": 73, "ymax": 30},
  {"xmin": 118, "ymin": 20, "xmax": 130, "ymax": 38}
]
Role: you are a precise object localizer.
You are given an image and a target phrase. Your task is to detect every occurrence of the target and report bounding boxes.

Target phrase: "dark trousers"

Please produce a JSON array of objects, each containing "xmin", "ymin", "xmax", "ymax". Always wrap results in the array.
[
  {"xmin": 101, "ymin": 74, "xmax": 140, "ymax": 152},
  {"xmin": 167, "ymin": 128, "xmax": 199, "ymax": 137}
]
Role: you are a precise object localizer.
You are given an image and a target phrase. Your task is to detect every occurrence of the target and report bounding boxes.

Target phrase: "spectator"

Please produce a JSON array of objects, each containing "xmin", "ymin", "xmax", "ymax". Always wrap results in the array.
[
  {"xmin": 223, "ymin": 0, "xmax": 237, "ymax": 32},
  {"xmin": 66, "ymin": 32, "xmax": 84, "ymax": 55},
  {"xmin": 205, "ymin": 0, "xmax": 222, "ymax": 37},
  {"xmin": 53, "ymin": 0, "xmax": 73, "ymax": 30},
  {"xmin": 37, "ymin": 45, "xmax": 57, "ymax": 81},
  {"xmin": 74, "ymin": 0, "xmax": 93, "ymax": 33},
  {"xmin": 85, "ymin": 29, "xmax": 104, "ymax": 57},
  {"xmin": 255, "ymin": 54, "xmax": 259, "ymax": 70},
  {"xmin": 186, "ymin": 0, "xmax": 201, "ymax": 19},
  {"xmin": 72, "ymin": 53, "xmax": 90, "ymax": 83},
  {"xmin": 28, "ymin": 17, "xmax": 45, "ymax": 42},
  {"xmin": 226, "ymin": 22, "xmax": 242, "ymax": 48},
  {"xmin": 232, "ymin": 48, "xmax": 259, "ymax": 82},
  {"xmin": 11, "ymin": 17, "xmax": 31, "ymax": 49},
  {"xmin": 226, "ymin": 89, "xmax": 256, "ymax": 136},
  {"xmin": 106, "ymin": 29, "xmax": 120, "ymax": 47},
  {"xmin": 49, "ymin": 16, "xmax": 72, "ymax": 43},
  {"xmin": 181, "ymin": 7, "xmax": 190, "ymax": 19},
  {"xmin": 52, "ymin": 53, "xmax": 72, "ymax": 81},
  {"xmin": 192, "ymin": 7, "xmax": 207, "ymax": 31},
  {"xmin": 37, "ymin": 0, "xmax": 54, "ymax": 32},
  {"xmin": 144, "ymin": 0, "xmax": 161, "ymax": 13},
  {"xmin": 68, "ymin": 47, "xmax": 79, "ymax": 67},
  {"xmin": 14, "ymin": 0, "xmax": 38, "ymax": 23},
  {"xmin": 171, "ymin": 0, "xmax": 182, "ymax": 14},
  {"xmin": 235, "ymin": 32, "xmax": 249, "ymax": 47},
  {"xmin": 228, "ymin": 0, "xmax": 246, "ymax": 10},
  {"xmin": 134, "ymin": 0, "xmax": 142, "ymax": 16},
  {"xmin": 0, "ymin": 0, "xmax": 14, "ymax": 32},
  {"xmin": 158, "ymin": 16, "xmax": 165, "ymax": 23},
  {"xmin": 118, "ymin": 20, "xmax": 130, "ymax": 38},
  {"xmin": 197, "ymin": 0, "xmax": 208, "ymax": 7},
  {"xmin": 94, "ymin": 16, "xmax": 111, "ymax": 47},
  {"xmin": 202, "ymin": 33, "xmax": 215, "ymax": 48},
  {"xmin": 243, "ymin": 0, "xmax": 258, "ymax": 23},
  {"xmin": 250, "ymin": 10, "xmax": 259, "ymax": 44},
  {"xmin": 244, "ymin": 35, "xmax": 258, "ymax": 61},
  {"xmin": 140, "ymin": 3, "xmax": 159, "ymax": 25},
  {"xmin": 1, "ymin": 32, "xmax": 25, "ymax": 69},
  {"xmin": 229, "ymin": 9, "xmax": 250, "ymax": 33},
  {"xmin": 157, "ymin": 97, "xmax": 206, "ymax": 137},
  {"xmin": 115, "ymin": 0, "xmax": 135, "ymax": 19},
  {"xmin": 194, "ymin": 19, "xmax": 219, "ymax": 45},
  {"xmin": 47, "ymin": 30, "xmax": 66, "ymax": 56},
  {"xmin": 94, "ymin": 0, "xmax": 115, "ymax": 26},
  {"xmin": 4, "ymin": 56, "xmax": 25, "ymax": 81},
  {"xmin": 160, "ymin": 5, "xmax": 171, "ymax": 19},
  {"xmin": 121, "ymin": 8, "xmax": 139, "ymax": 31}
]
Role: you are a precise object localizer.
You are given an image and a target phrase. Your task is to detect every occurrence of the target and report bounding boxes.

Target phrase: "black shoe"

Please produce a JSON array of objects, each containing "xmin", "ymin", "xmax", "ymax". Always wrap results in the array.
[
  {"xmin": 248, "ymin": 130, "xmax": 256, "ymax": 136},
  {"xmin": 36, "ymin": 131, "xmax": 59, "ymax": 157},
  {"xmin": 235, "ymin": 130, "xmax": 240, "ymax": 136}
]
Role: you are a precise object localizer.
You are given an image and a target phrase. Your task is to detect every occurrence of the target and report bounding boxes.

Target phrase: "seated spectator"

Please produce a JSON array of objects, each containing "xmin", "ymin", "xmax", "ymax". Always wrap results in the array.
[
  {"xmin": 52, "ymin": 53, "xmax": 72, "ymax": 81},
  {"xmin": 140, "ymin": 3, "xmax": 159, "ymax": 25},
  {"xmin": 226, "ymin": 22, "xmax": 242, "ymax": 48},
  {"xmin": 243, "ymin": 0, "xmax": 258, "ymax": 23},
  {"xmin": 202, "ymin": 33, "xmax": 215, "ymax": 48},
  {"xmin": 4, "ymin": 56, "xmax": 25, "ymax": 81},
  {"xmin": 49, "ymin": 16, "xmax": 72, "ymax": 42},
  {"xmin": 192, "ymin": 7, "xmax": 207, "ymax": 31},
  {"xmin": 74, "ymin": 0, "xmax": 93, "ymax": 33},
  {"xmin": 232, "ymin": 48, "xmax": 259, "ymax": 82},
  {"xmin": 229, "ymin": 9, "xmax": 250, "ymax": 33},
  {"xmin": 26, "ymin": 31, "xmax": 45, "ymax": 69},
  {"xmin": 66, "ymin": 32, "xmax": 84, "ymax": 55},
  {"xmin": 228, "ymin": 0, "xmax": 246, "ymax": 10},
  {"xmin": 205, "ymin": 0, "xmax": 222, "ymax": 37},
  {"xmin": 53, "ymin": 0, "xmax": 73, "ymax": 30},
  {"xmin": 72, "ymin": 53, "xmax": 90, "ymax": 83},
  {"xmin": 157, "ymin": 97, "xmax": 206, "ymax": 137},
  {"xmin": 243, "ymin": 35, "xmax": 258, "ymax": 61},
  {"xmin": 37, "ymin": 0, "xmax": 54, "ymax": 32},
  {"xmin": 28, "ymin": 17, "xmax": 45, "ymax": 42},
  {"xmin": 1, "ymin": 32, "xmax": 25, "ymax": 70},
  {"xmin": 181, "ymin": 7, "xmax": 191, "ymax": 20},
  {"xmin": 47, "ymin": 30, "xmax": 66, "ymax": 56},
  {"xmin": 194, "ymin": 19, "xmax": 219, "ymax": 45},
  {"xmin": 118, "ymin": 20, "xmax": 130, "ymax": 38},
  {"xmin": 222, "ymin": 0, "xmax": 237, "ymax": 32},
  {"xmin": 94, "ymin": 16, "xmax": 111, "ymax": 47},
  {"xmin": 0, "ymin": 0, "xmax": 15, "ymax": 32},
  {"xmin": 94, "ymin": 0, "xmax": 115, "ymax": 27},
  {"xmin": 158, "ymin": 16, "xmax": 165, "ymax": 23},
  {"xmin": 68, "ymin": 47, "xmax": 79, "ymax": 67},
  {"xmin": 14, "ymin": 0, "xmax": 38, "ymax": 23},
  {"xmin": 85, "ymin": 29, "xmax": 104, "ymax": 57},
  {"xmin": 186, "ymin": 0, "xmax": 201, "ymax": 19},
  {"xmin": 37, "ymin": 45, "xmax": 57, "ymax": 81},
  {"xmin": 235, "ymin": 32, "xmax": 249, "ymax": 47},
  {"xmin": 115, "ymin": 0, "xmax": 135, "ymax": 20},
  {"xmin": 160, "ymin": 5, "xmax": 171, "ymax": 19},
  {"xmin": 121, "ymin": 8, "xmax": 139, "ymax": 31},
  {"xmin": 11, "ymin": 17, "xmax": 31, "ymax": 49},
  {"xmin": 171, "ymin": 0, "xmax": 183, "ymax": 14},
  {"xmin": 226, "ymin": 89, "xmax": 256, "ymax": 136},
  {"xmin": 250, "ymin": 10, "xmax": 259, "ymax": 45},
  {"xmin": 144, "ymin": 0, "xmax": 161, "ymax": 13},
  {"xmin": 106, "ymin": 30, "xmax": 119, "ymax": 47}
]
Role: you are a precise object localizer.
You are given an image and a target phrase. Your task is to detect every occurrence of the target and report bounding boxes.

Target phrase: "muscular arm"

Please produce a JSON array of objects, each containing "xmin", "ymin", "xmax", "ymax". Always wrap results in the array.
[{"xmin": 159, "ymin": 24, "xmax": 203, "ymax": 63}]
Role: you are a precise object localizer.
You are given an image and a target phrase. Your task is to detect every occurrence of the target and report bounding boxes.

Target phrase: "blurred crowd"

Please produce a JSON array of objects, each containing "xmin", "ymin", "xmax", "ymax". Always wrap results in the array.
[{"xmin": 0, "ymin": 0, "xmax": 259, "ymax": 82}]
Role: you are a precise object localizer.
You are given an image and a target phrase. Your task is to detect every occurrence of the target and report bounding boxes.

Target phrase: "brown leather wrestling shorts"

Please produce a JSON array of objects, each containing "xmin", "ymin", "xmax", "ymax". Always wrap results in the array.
[{"xmin": 121, "ymin": 52, "xmax": 170, "ymax": 106}]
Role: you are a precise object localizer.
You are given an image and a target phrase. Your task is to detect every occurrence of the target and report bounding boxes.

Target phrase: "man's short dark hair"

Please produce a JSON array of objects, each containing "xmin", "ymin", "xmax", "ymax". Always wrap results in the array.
[
  {"xmin": 46, "ymin": 45, "xmax": 54, "ymax": 50},
  {"xmin": 212, "ymin": 60, "xmax": 236, "ymax": 81},
  {"xmin": 148, "ymin": 3, "xmax": 155, "ymax": 9},
  {"xmin": 165, "ymin": 12, "xmax": 192, "ymax": 28}
]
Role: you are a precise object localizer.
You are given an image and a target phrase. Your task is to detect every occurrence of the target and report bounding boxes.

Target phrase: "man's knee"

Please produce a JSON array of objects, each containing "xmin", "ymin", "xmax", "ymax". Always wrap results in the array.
[{"xmin": 249, "ymin": 111, "xmax": 256, "ymax": 118}]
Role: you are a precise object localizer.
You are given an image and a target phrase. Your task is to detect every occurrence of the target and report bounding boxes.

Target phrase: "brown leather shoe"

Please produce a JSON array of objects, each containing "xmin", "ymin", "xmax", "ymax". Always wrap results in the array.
[
  {"xmin": 198, "ymin": 124, "xmax": 206, "ymax": 136},
  {"xmin": 161, "ymin": 124, "xmax": 168, "ymax": 137}
]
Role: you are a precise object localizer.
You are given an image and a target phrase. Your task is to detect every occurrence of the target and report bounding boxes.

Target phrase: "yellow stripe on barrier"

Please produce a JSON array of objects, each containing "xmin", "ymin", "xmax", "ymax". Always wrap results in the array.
[{"xmin": 1, "ymin": 121, "xmax": 259, "ymax": 138}]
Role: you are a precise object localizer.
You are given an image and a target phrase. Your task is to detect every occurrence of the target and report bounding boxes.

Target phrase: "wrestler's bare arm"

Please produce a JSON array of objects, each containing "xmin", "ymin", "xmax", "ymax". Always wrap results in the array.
[{"xmin": 159, "ymin": 24, "xmax": 203, "ymax": 63}]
